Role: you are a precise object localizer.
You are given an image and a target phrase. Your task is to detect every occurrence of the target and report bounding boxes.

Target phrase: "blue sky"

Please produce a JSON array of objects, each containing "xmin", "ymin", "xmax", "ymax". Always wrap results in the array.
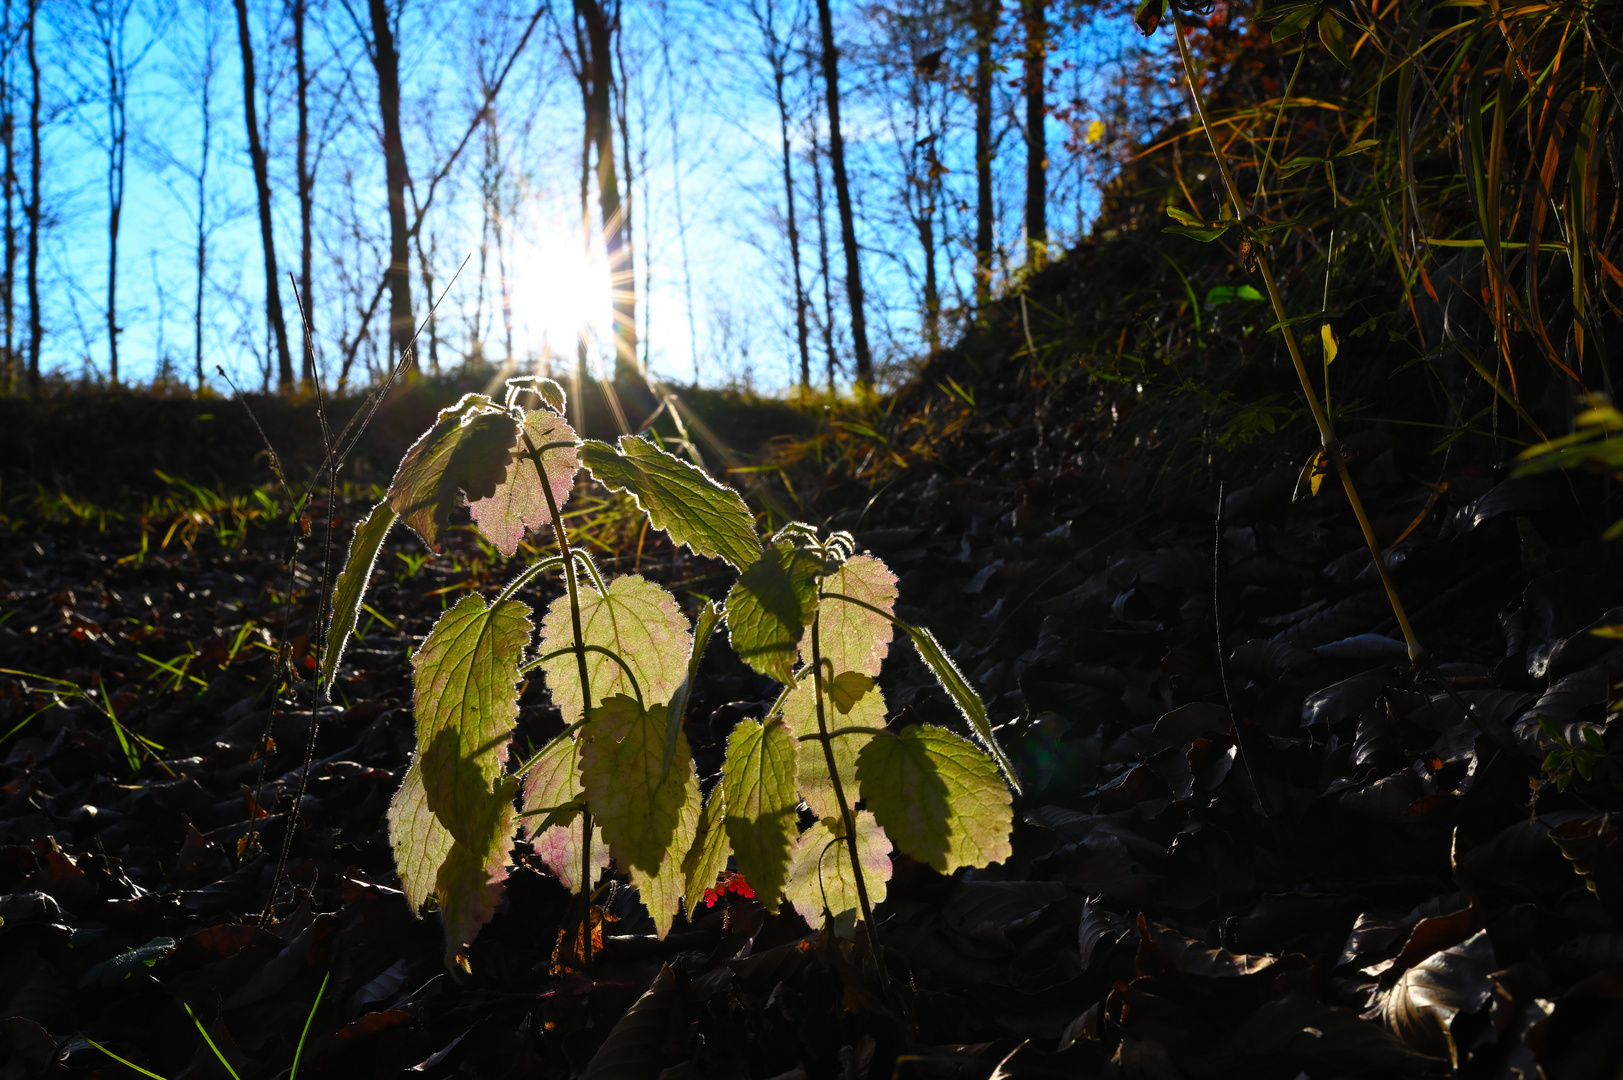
[{"xmin": 23, "ymin": 0, "xmax": 1161, "ymax": 393}]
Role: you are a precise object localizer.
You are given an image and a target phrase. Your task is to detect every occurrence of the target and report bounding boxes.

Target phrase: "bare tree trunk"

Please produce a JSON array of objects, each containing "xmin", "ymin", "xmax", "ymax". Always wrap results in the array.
[
  {"xmin": 614, "ymin": 22, "xmax": 638, "ymax": 374},
  {"xmin": 809, "ymin": 115, "xmax": 837, "ymax": 394},
  {"xmin": 1022, "ymin": 0, "xmax": 1045, "ymax": 262},
  {"xmin": 973, "ymin": 0, "xmax": 996, "ymax": 305},
  {"xmin": 195, "ymin": 0, "xmax": 214, "ymax": 394},
  {"xmin": 813, "ymin": 0, "xmax": 870, "ymax": 384},
  {"xmin": 751, "ymin": 0, "xmax": 810, "ymax": 392},
  {"xmin": 368, "ymin": 0, "xmax": 414, "ymax": 373},
  {"xmin": 95, "ymin": 3, "xmax": 130, "ymax": 384},
  {"xmin": 471, "ymin": 112, "xmax": 495, "ymax": 367},
  {"xmin": 417, "ymin": 228, "xmax": 439, "ymax": 374},
  {"xmin": 494, "ymin": 195, "xmax": 514, "ymax": 364},
  {"xmin": 1, "ymin": 0, "xmax": 14, "ymax": 393},
  {"xmin": 25, "ymin": 0, "xmax": 38, "ymax": 390},
  {"xmin": 575, "ymin": 0, "xmax": 635, "ymax": 379},
  {"xmin": 919, "ymin": 142, "xmax": 938, "ymax": 356},
  {"xmin": 656, "ymin": 16, "xmax": 698, "ymax": 382},
  {"xmin": 233, "ymin": 0, "xmax": 294, "ymax": 390},
  {"xmin": 294, "ymin": 0, "xmax": 314, "ymax": 387}
]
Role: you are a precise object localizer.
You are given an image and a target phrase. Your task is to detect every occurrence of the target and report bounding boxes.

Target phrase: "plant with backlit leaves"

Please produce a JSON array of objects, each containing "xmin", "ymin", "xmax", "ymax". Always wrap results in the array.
[{"xmin": 325, "ymin": 376, "xmax": 1019, "ymax": 968}]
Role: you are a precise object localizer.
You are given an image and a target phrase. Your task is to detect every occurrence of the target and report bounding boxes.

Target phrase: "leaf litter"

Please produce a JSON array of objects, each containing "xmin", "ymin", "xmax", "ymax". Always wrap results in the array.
[{"xmin": 1, "ymin": 378, "xmax": 1621, "ymax": 1079}]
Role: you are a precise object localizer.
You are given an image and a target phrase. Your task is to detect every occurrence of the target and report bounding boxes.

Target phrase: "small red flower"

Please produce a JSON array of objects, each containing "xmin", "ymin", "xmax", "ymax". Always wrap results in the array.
[{"xmin": 701, "ymin": 871, "xmax": 754, "ymax": 907}]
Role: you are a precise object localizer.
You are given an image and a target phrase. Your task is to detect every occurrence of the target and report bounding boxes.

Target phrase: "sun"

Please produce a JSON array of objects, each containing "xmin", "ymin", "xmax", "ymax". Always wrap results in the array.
[{"xmin": 503, "ymin": 212, "xmax": 615, "ymax": 374}]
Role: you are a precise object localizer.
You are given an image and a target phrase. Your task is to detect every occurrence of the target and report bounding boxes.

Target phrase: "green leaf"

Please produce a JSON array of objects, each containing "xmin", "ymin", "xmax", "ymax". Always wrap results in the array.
[
  {"xmin": 663, "ymin": 601, "xmax": 723, "ymax": 782},
  {"xmin": 1166, "ymin": 205, "xmax": 1204, "ymax": 227},
  {"xmin": 580, "ymin": 435, "xmax": 761, "ymax": 569},
  {"xmin": 430, "ymin": 778, "xmax": 518, "ymax": 969},
  {"xmin": 682, "ymin": 788, "xmax": 733, "ymax": 916},
  {"xmin": 785, "ymin": 811, "xmax": 892, "ymax": 939},
  {"xmin": 322, "ymin": 500, "xmax": 397, "ymax": 694},
  {"xmin": 726, "ymin": 541, "xmax": 823, "ymax": 683},
  {"xmin": 805, "ymin": 555, "xmax": 897, "ymax": 678},
  {"xmin": 1164, "ymin": 224, "xmax": 1233, "ymax": 243},
  {"xmin": 721, "ymin": 717, "xmax": 799, "ymax": 912},
  {"xmin": 1319, "ymin": 9, "xmax": 1352, "ymax": 68},
  {"xmin": 827, "ymin": 671, "xmax": 874, "ymax": 714},
  {"xmin": 411, "ymin": 593, "xmax": 532, "ymax": 841},
  {"xmin": 1205, "ymin": 284, "xmax": 1267, "ymax": 306},
  {"xmin": 628, "ymin": 759, "xmax": 701, "ymax": 939},
  {"xmin": 1133, "ymin": 0, "xmax": 1165, "ymax": 35},
  {"xmin": 857, "ymin": 725, "xmax": 1013, "ymax": 875},
  {"xmin": 387, "ymin": 763, "xmax": 518, "ymax": 967},
  {"xmin": 467, "ymin": 409, "xmax": 580, "ymax": 558},
  {"xmin": 519, "ymin": 733, "xmax": 607, "ymax": 893},
  {"xmin": 1270, "ymin": 3, "xmax": 1316, "ymax": 41},
  {"xmin": 905, "ymin": 625, "xmax": 1021, "ymax": 793},
  {"xmin": 1280, "ymin": 155, "xmax": 1327, "ymax": 177},
  {"xmin": 580, "ymin": 695, "xmax": 693, "ymax": 876},
  {"xmin": 505, "ymin": 375, "xmax": 568, "ymax": 414},
  {"xmin": 387, "ymin": 393, "xmax": 518, "ymax": 554},
  {"xmin": 538, "ymin": 575, "xmax": 693, "ymax": 724},
  {"xmin": 780, "ymin": 671, "xmax": 885, "ymax": 821}
]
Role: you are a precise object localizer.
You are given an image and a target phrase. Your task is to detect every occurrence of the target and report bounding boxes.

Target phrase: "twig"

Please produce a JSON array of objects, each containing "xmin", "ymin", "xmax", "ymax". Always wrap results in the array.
[
  {"xmin": 1214, "ymin": 483, "xmax": 1269, "ymax": 818},
  {"xmin": 1170, "ymin": 8, "xmax": 1423, "ymax": 660}
]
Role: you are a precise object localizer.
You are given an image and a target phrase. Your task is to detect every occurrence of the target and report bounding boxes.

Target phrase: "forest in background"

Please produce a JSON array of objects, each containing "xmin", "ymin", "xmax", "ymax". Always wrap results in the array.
[
  {"xmin": 2, "ymin": 0, "xmax": 1623, "ymax": 1075},
  {"xmin": 0, "ymin": 0, "xmax": 1164, "ymax": 397}
]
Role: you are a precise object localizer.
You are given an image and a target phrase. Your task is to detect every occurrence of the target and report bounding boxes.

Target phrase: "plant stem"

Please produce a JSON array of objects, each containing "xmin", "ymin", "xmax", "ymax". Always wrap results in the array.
[
  {"xmin": 526, "ymin": 430, "xmax": 595, "ymax": 970},
  {"xmin": 808, "ymin": 609, "xmax": 891, "ymax": 991},
  {"xmin": 1170, "ymin": 10, "xmax": 1422, "ymax": 660}
]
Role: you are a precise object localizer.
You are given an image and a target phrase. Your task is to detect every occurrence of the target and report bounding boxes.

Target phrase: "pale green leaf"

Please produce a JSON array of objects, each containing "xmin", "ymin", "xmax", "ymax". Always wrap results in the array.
[
  {"xmin": 387, "ymin": 763, "xmax": 518, "ymax": 967},
  {"xmin": 628, "ymin": 759, "xmax": 701, "ymax": 938},
  {"xmin": 505, "ymin": 375, "xmax": 567, "ymax": 414},
  {"xmin": 580, "ymin": 435, "xmax": 761, "ymax": 569},
  {"xmin": 725, "ymin": 541, "xmax": 822, "ymax": 683},
  {"xmin": 539, "ymin": 575, "xmax": 692, "ymax": 724},
  {"xmin": 906, "ymin": 625, "xmax": 1022, "ymax": 793},
  {"xmin": 721, "ymin": 717, "xmax": 799, "ymax": 912},
  {"xmin": 387, "ymin": 393, "xmax": 517, "ymax": 553},
  {"xmin": 827, "ymin": 671, "xmax": 876, "ymax": 714},
  {"xmin": 387, "ymin": 762, "xmax": 453, "ymax": 916},
  {"xmin": 432, "ymin": 780, "xmax": 518, "ymax": 968},
  {"xmin": 785, "ymin": 811, "xmax": 891, "ymax": 938},
  {"xmin": 518, "ymin": 734, "xmax": 607, "ymax": 893},
  {"xmin": 412, "ymin": 593, "xmax": 532, "ymax": 841},
  {"xmin": 806, "ymin": 555, "xmax": 897, "ymax": 678},
  {"xmin": 663, "ymin": 601, "xmax": 722, "ymax": 782},
  {"xmin": 468, "ymin": 409, "xmax": 581, "ymax": 557},
  {"xmin": 856, "ymin": 725, "xmax": 1013, "ymax": 875},
  {"xmin": 580, "ymin": 695, "xmax": 692, "ymax": 875},
  {"xmin": 322, "ymin": 500, "xmax": 397, "ymax": 694},
  {"xmin": 682, "ymin": 788, "xmax": 732, "ymax": 915},
  {"xmin": 780, "ymin": 671, "xmax": 885, "ymax": 821}
]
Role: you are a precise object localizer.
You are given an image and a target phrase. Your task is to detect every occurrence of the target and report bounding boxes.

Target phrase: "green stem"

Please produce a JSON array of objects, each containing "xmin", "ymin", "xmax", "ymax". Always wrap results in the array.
[
  {"xmin": 525, "ymin": 429, "xmax": 596, "ymax": 970},
  {"xmin": 519, "ymin": 644, "xmax": 642, "ymax": 706},
  {"xmin": 1170, "ymin": 9, "xmax": 1423, "ymax": 661},
  {"xmin": 797, "ymin": 726, "xmax": 885, "ymax": 742},
  {"xmin": 496, "ymin": 555, "xmax": 565, "ymax": 604},
  {"xmin": 809, "ymin": 610, "xmax": 891, "ymax": 990}
]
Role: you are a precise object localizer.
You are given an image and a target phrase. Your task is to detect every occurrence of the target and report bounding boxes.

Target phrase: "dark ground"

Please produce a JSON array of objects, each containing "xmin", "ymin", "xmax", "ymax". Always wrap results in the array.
[{"xmin": 3, "ymin": 364, "xmax": 1623, "ymax": 1079}]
